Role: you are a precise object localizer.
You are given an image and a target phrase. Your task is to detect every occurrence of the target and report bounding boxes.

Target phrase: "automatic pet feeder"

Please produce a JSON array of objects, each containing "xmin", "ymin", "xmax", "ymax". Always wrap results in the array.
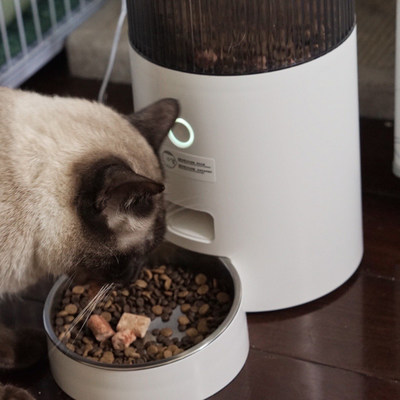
[
  {"xmin": 44, "ymin": 1, "xmax": 363, "ymax": 399},
  {"xmin": 126, "ymin": 0, "xmax": 362, "ymax": 396},
  {"xmin": 128, "ymin": 0, "xmax": 362, "ymax": 312}
]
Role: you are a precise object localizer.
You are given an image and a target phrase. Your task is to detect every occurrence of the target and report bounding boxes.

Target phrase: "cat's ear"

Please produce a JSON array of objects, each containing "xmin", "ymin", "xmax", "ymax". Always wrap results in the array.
[
  {"xmin": 129, "ymin": 99, "xmax": 179, "ymax": 152},
  {"xmin": 96, "ymin": 164, "xmax": 164, "ymax": 214}
]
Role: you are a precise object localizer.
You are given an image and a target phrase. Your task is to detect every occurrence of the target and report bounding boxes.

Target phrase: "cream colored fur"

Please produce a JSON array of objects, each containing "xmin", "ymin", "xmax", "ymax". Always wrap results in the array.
[{"xmin": 0, "ymin": 87, "xmax": 164, "ymax": 295}]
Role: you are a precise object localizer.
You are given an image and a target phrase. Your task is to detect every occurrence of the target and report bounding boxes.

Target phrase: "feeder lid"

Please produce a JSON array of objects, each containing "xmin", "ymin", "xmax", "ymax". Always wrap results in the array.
[{"xmin": 126, "ymin": 0, "xmax": 355, "ymax": 76}]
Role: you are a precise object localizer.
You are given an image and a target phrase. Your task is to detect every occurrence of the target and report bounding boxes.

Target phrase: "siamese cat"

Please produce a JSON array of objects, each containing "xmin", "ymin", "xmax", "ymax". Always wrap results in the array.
[{"xmin": 0, "ymin": 87, "xmax": 179, "ymax": 399}]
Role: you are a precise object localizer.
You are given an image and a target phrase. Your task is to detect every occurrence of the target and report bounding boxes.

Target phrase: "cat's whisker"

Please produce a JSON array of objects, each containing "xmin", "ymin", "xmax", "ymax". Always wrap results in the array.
[
  {"xmin": 72, "ymin": 283, "xmax": 115, "ymax": 342},
  {"xmin": 53, "ymin": 282, "xmax": 115, "ymax": 350},
  {"xmin": 70, "ymin": 283, "xmax": 114, "ymax": 327},
  {"xmin": 71, "ymin": 297, "xmax": 103, "ymax": 345},
  {"xmin": 63, "ymin": 272, "xmax": 77, "ymax": 292}
]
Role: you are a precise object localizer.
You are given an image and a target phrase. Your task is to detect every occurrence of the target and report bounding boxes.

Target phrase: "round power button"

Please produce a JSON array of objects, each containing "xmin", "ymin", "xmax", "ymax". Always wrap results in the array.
[{"xmin": 168, "ymin": 118, "xmax": 195, "ymax": 149}]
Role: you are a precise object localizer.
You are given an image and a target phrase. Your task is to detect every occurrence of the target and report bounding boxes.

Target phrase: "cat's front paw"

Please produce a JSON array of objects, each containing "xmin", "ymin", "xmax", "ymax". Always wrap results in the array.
[
  {"xmin": 0, "ymin": 326, "xmax": 47, "ymax": 370},
  {"xmin": 0, "ymin": 383, "xmax": 35, "ymax": 400}
]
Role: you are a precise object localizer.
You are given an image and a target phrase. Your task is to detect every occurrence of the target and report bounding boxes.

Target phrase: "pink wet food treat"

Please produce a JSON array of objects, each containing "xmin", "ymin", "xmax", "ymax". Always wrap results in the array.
[
  {"xmin": 112, "ymin": 329, "xmax": 137, "ymax": 350},
  {"xmin": 87, "ymin": 314, "xmax": 115, "ymax": 342},
  {"xmin": 117, "ymin": 313, "xmax": 151, "ymax": 338}
]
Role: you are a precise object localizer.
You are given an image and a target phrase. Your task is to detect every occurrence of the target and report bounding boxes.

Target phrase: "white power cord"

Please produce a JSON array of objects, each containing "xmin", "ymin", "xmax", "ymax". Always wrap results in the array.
[{"xmin": 98, "ymin": 0, "xmax": 127, "ymax": 103}]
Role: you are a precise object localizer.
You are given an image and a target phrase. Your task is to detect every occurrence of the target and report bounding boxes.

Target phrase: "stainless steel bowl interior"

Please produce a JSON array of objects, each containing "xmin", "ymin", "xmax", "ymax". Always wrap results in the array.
[{"xmin": 43, "ymin": 242, "xmax": 242, "ymax": 371}]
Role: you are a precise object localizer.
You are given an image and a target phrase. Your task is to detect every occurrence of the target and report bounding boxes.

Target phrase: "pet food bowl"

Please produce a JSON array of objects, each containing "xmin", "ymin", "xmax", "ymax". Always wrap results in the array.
[{"xmin": 43, "ymin": 243, "xmax": 249, "ymax": 400}]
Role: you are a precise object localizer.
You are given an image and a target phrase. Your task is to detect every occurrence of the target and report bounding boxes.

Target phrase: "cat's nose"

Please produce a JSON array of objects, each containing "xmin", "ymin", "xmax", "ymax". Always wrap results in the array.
[
  {"xmin": 111, "ymin": 266, "xmax": 135, "ymax": 285},
  {"xmin": 111, "ymin": 256, "xmax": 145, "ymax": 285}
]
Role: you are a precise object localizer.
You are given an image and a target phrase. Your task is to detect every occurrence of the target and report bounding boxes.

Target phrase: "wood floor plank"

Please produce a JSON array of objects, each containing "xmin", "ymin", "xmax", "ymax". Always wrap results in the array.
[
  {"xmin": 360, "ymin": 118, "xmax": 400, "ymax": 198},
  {"xmin": 362, "ymin": 194, "xmax": 400, "ymax": 280},
  {"xmin": 0, "ymin": 361, "xmax": 70, "ymax": 400},
  {"xmin": 247, "ymin": 267, "xmax": 400, "ymax": 381},
  {"xmin": 212, "ymin": 349, "xmax": 400, "ymax": 400},
  {"xmin": 3, "ymin": 345, "xmax": 399, "ymax": 400}
]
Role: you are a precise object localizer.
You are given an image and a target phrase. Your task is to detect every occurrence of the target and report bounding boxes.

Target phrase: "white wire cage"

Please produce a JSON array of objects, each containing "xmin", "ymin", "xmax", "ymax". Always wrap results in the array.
[{"xmin": 0, "ymin": 0, "xmax": 105, "ymax": 87}]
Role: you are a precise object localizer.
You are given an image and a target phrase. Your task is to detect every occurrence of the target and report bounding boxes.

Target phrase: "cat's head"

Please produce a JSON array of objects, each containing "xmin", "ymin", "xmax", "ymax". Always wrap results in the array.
[{"xmin": 69, "ymin": 99, "xmax": 179, "ymax": 285}]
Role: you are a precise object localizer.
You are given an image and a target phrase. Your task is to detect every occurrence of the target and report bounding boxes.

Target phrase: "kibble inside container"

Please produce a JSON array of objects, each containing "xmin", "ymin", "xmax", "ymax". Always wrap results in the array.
[{"xmin": 127, "ymin": 0, "xmax": 355, "ymax": 75}]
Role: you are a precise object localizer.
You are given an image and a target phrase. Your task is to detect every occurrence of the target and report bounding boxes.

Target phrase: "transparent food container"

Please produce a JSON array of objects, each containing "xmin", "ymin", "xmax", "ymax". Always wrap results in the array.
[{"xmin": 127, "ymin": 0, "xmax": 355, "ymax": 75}]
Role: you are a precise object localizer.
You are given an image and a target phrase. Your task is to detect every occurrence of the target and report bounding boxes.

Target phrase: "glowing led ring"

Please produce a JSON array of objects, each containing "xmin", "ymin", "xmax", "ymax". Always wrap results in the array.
[{"xmin": 168, "ymin": 118, "xmax": 195, "ymax": 149}]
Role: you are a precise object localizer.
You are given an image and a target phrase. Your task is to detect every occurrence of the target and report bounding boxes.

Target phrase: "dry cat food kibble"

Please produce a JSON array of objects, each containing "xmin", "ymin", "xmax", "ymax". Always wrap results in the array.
[
  {"xmin": 53, "ymin": 264, "xmax": 232, "ymax": 365},
  {"xmin": 128, "ymin": 1, "xmax": 355, "ymax": 75}
]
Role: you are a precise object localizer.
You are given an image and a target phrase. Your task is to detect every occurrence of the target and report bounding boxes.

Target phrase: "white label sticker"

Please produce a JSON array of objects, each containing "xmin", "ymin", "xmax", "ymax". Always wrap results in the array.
[{"xmin": 160, "ymin": 147, "xmax": 216, "ymax": 182}]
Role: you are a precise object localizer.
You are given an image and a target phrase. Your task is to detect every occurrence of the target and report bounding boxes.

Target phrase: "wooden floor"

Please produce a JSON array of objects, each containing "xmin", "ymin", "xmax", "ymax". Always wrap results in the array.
[{"xmin": 1, "ymin": 51, "xmax": 400, "ymax": 399}]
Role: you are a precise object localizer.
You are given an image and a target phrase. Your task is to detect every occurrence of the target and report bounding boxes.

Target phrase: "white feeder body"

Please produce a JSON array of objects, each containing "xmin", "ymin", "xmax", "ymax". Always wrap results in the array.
[{"xmin": 127, "ymin": 1, "xmax": 363, "ymax": 312}]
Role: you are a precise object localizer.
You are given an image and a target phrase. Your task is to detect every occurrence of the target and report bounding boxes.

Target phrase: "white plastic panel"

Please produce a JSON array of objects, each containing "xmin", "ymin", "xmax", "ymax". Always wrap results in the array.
[{"xmin": 130, "ymin": 29, "xmax": 362, "ymax": 312}]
